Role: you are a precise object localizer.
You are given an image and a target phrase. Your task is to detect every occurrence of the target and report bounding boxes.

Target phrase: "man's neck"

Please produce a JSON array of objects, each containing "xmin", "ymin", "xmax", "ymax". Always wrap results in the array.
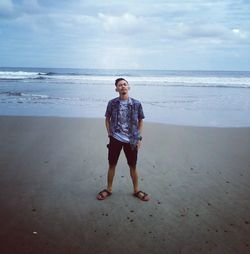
[{"xmin": 119, "ymin": 94, "xmax": 129, "ymax": 100}]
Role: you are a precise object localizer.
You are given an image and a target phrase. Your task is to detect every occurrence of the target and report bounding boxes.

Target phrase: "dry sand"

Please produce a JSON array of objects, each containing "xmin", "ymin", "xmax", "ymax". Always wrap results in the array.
[{"xmin": 0, "ymin": 116, "xmax": 250, "ymax": 254}]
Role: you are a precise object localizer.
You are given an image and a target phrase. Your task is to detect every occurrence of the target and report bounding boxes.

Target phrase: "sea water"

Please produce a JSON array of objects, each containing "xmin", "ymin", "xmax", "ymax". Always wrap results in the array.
[{"xmin": 0, "ymin": 67, "xmax": 250, "ymax": 127}]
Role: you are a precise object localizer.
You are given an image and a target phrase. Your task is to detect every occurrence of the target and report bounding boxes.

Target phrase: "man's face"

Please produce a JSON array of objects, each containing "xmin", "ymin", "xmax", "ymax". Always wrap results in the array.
[{"xmin": 116, "ymin": 80, "xmax": 130, "ymax": 95}]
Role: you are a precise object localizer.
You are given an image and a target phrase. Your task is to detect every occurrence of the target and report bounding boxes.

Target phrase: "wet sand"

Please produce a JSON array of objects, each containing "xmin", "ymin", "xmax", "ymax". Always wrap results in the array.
[{"xmin": 0, "ymin": 116, "xmax": 250, "ymax": 254}]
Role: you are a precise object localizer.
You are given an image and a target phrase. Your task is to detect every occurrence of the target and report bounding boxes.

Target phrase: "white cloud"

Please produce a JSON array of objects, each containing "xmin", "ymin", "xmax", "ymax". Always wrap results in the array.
[
  {"xmin": 98, "ymin": 12, "xmax": 148, "ymax": 35},
  {"xmin": 0, "ymin": 0, "xmax": 42, "ymax": 19},
  {"xmin": 96, "ymin": 45, "xmax": 145, "ymax": 69},
  {"xmin": 21, "ymin": 0, "xmax": 41, "ymax": 13},
  {"xmin": 1, "ymin": 0, "xmax": 250, "ymax": 70},
  {"xmin": 0, "ymin": 0, "xmax": 14, "ymax": 17},
  {"xmin": 232, "ymin": 28, "xmax": 247, "ymax": 39}
]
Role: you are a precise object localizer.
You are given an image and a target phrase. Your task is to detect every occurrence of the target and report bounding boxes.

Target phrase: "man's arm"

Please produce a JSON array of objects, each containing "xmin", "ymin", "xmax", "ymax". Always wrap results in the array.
[
  {"xmin": 137, "ymin": 119, "xmax": 143, "ymax": 149},
  {"xmin": 138, "ymin": 119, "xmax": 143, "ymax": 136},
  {"xmin": 105, "ymin": 116, "xmax": 111, "ymax": 136}
]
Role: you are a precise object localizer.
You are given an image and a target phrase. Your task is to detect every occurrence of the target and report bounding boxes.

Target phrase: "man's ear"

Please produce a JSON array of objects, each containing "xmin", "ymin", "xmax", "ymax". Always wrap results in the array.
[{"xmin": 115, "ymin": 87, "xmax": 118, "ymax": 92}]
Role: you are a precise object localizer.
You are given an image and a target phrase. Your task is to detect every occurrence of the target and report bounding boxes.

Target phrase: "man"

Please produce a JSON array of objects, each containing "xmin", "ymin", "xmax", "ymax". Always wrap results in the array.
[{"xmin": 97, "ymin": 78, "xmax": 149, "ymax": 201}]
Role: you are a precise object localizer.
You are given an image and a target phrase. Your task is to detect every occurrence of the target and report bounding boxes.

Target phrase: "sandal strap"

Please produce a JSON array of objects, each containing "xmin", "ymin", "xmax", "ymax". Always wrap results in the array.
[
  {"xmin": 134, "ymin": 191, "xmax": 147, "ymax": 198},
  {"xmin": 98, "ymin": 189, "xmax": 111, "ymax": 197}
]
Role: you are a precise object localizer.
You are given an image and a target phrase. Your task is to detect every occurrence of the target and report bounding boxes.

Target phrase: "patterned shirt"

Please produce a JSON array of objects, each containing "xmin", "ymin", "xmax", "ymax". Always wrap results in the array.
[
  {"xmin": 105, "ymin": 97, "xmax": 145, "ymax": 149},
  {"xmin": 113, "ymin": 99, "xmax": 130, "ymax": 143}
]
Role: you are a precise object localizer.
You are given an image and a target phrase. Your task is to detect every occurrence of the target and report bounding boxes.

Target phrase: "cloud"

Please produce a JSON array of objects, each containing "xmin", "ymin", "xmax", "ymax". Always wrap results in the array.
[
  {"xmin": 0, "ymin": 0, "xmax": 42, "ymax": 20},
  {"xmin": 232, "ymin": 28, "xmax": 247, "ymax": 39},
  {"xmin": 94, "ymin": 45, "xmax": 143, "ymax": 69},
  {"xmin": 98, "ymin": 12, "xmax": 148, "ymax": 35},
  {"xmin": 21, "ymin": 0, "xmax": 41, "ymax": 14},
  {"xmin": 1, "ymin": 0, "xmax": 250, "ymax": 70},
  {"xmin": 0, "ymin": 0, "xmax": 14, "ymax": 18},
  {"xmin": 169, "ymin": 23, "xmax": 248, "ymax": 43}
]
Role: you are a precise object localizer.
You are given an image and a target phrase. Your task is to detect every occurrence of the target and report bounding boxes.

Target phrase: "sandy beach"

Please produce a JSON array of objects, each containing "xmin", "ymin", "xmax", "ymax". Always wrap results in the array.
[{"xmin": 0, "ymin": 116, "xmax": 250, "ymax": 254}]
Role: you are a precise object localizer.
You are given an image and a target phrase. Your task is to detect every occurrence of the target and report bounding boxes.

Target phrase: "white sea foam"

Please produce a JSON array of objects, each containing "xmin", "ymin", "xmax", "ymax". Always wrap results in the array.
[
  {"xmin": 1, "ymin": 68, "xmax": 250, "ymax": 126},
  {"xmin": 1, "ymin": 71, "xmax": 250, "ymax": 88},
  {"xmin": 41, "ymin": 74, "xmax": 250, "ymax": 88},
  {"xmin": 0, "ymin": 71, "xmax": 44, "ymax": 80}
]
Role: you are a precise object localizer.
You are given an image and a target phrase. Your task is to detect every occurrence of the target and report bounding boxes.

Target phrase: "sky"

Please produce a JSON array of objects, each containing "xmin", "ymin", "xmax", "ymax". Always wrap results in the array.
[{"xmin": 0, "ymin": 0, "xmax": 250, "ymax": 70}]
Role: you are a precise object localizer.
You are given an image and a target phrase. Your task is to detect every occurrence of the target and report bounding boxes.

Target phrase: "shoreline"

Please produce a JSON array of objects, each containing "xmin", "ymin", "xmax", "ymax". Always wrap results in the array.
[
  {"xmin": 1, "ymin": 114, "xmax": 249, "ymax": 128},
  {"xmin": 0, "ymin": 116, "xmax": 250, "ymax": 254}
]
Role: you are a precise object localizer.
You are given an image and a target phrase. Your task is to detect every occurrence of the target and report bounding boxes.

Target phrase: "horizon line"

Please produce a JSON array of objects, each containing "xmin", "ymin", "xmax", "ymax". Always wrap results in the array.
[{"xmin": 0, "ymin": 66, "xmax": 250, "ymax": 72}]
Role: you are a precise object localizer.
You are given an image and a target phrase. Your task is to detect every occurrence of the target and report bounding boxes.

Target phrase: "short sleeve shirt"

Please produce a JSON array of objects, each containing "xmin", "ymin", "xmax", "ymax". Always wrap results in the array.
[{"xmin": 105, "ymin": 97, "xmax": 145, "ymax": 149}]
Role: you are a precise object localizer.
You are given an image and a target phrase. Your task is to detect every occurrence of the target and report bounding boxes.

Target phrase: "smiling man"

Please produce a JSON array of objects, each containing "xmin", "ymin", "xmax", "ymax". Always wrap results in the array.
[{"xmin": 97, "ymin": 78, "xmax": 149, "ymax": 201}]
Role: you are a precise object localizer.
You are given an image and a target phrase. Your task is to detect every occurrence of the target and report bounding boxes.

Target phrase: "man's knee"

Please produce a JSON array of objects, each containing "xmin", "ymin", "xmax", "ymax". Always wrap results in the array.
[
  {"xmin": 109, "ymin": 164, "xmax": 117, "ymax": 169},
  {"xmin": 128, "ymin": 163, "xmax": 137, "ymax": 169}
]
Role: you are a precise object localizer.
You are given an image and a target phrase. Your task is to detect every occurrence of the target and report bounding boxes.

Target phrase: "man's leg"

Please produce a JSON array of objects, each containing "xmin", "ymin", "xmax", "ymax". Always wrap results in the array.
[
  {"xmin": 124, "ymin": 144, "xmax": 150, "ymax": 201},
  {"xmin": 129, "ymin": 165, "xmax": 139, "ymax": 193},
  {"xmin": 97, "ymin": 137, "xmax": 122, "ymax": 200},
  {"xmin": 106, "ymin": 137, "xmax": 123, "ymax": 192},
  {"xmin": 96, "ymin": 164, "xmax": 116, "ymax": 200},
  {"xmin": 123, "ymin": 144, "xmax": 139, "ymax": 193},
  {"xmin": 107, "ymin": 164, "xmax": 116, "ymax": 193}
]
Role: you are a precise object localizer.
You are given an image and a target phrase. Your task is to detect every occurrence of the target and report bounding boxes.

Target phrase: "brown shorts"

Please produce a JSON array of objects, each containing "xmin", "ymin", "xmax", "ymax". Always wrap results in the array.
[{"xmin": 107, "ymin": 136, "xmax": 138, "ymax": 167}]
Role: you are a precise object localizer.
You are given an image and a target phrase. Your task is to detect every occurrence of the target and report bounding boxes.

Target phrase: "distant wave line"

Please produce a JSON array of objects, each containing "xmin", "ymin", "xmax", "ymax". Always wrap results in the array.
[{"xmin": 1, "ymin": 71, "xmax": 250, "ymax": 88}]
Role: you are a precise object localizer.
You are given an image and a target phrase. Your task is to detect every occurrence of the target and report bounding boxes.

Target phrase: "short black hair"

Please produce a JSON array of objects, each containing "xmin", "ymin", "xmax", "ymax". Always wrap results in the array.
[{"xmin": 115, "ymin": 78, "xmax": 128, "ymax": 86}]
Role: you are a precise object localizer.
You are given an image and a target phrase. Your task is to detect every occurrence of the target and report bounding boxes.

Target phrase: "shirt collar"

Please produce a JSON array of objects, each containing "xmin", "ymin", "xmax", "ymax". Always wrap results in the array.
[{"xmin": 115, "ymin": 97, "xmax": 133, "ymax": 105}]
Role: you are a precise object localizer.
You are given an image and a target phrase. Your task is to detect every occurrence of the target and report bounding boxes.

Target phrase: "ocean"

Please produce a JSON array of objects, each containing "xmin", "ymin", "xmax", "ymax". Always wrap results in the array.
[{"xmin": 0, "ymin": 67, "xmax": 250, "ymax": 127}]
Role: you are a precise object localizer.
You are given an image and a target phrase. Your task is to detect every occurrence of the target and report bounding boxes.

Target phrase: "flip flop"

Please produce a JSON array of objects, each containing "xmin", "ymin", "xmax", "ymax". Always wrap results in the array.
[
  {"xmin": 97, "ymin": 189, "xmax": 112, "ymax": 200},
  {"xmin": 133, "ymin": 191, "xmax": 150, "ymax": 201}
]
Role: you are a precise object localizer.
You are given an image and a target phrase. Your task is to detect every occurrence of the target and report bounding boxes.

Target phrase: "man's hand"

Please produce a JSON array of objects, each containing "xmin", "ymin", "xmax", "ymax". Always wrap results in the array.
[{"xmin": 137, "ymin": 140, "xmax": 142, "ymax": 150}]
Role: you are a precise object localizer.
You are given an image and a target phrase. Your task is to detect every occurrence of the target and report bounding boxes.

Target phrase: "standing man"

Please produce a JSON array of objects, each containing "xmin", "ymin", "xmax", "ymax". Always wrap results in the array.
[{"xmin": 97, "ymin": 78, "xmax": 149, "ymax": 201}]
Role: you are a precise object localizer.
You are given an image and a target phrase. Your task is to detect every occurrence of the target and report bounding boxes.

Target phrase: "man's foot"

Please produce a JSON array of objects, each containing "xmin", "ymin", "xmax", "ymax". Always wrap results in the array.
[
  {"xmin": 96, "ymin": 189, "xmax": 112, "ymax": 200},
  {"xmin": 133, "ymin": 191, "xmax": 150, "ymax": 201}
]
